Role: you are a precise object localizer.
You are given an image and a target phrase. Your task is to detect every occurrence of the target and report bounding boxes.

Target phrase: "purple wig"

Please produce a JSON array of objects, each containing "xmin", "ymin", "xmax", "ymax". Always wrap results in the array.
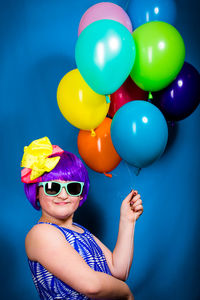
[{"xmin": 24, "ymin": 151, "xmax": 90, "ymax": 210}]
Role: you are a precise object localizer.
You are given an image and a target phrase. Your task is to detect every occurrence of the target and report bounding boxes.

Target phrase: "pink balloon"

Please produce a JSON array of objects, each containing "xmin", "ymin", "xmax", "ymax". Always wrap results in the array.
[{"xmin": 78, "ymin": 2, "xmax": 133, "ymax": 36}]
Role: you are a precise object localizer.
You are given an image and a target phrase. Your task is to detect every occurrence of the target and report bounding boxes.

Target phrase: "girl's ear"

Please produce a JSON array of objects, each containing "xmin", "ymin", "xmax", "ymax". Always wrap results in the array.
[
  {"xmin": 78, "ymin": 196, "xmax": 83, "ymax": 204},
  {"xmin": 78, "ymin": 196, "xmax": 83, "ymax": 207}
]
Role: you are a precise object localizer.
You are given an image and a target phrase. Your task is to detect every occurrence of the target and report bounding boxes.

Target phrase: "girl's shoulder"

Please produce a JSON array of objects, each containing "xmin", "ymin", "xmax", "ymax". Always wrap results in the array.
[
  {"xmin": 26, "ymin": 222, "xmax": 60, "ymax": 236},
  {"xmin": 25, "ymin": 223, "xmax": 65, "ymax": 260},
  {"xmin": 26, "ymin": 222, "xmax": 64, "ymax": 243}
]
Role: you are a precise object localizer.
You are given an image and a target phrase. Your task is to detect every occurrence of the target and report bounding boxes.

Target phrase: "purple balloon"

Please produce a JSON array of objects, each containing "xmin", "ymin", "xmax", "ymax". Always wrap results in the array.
[{"xmin": 152, "ymin": 62, "xmax": 200, "ymax": 121}]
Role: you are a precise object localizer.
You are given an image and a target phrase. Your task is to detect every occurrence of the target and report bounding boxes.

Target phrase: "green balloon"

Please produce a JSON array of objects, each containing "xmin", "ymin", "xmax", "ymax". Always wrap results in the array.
[
  {"xmin": 75, "ymin": 19, "xmax": 136, "ymax": 95},
  {"xmin": 130, "ymin": 21, "xmax": 185, "ymax": 92}
]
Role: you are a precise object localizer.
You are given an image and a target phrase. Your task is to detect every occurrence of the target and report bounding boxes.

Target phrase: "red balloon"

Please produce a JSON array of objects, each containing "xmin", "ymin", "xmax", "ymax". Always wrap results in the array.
[{"xmin": 109, "ymin": 76, "xmax": 148, "ymax": 118}]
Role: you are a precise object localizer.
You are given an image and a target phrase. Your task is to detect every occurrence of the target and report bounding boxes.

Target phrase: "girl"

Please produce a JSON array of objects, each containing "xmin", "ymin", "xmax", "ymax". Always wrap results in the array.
[{"xmin": 22, "ymin": 137, "xmax": 143, "ymax": 300}]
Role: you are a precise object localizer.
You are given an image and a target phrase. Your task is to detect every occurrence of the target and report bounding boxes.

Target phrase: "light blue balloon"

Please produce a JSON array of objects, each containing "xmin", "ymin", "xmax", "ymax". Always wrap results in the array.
[
  {"xmin": 75, "ymin": 19, "xmax": 136, "ymax": 95},
  {"xmin": 127, "ymin": 0, "xmax": 176, "ymax": 29},
  {"xmin": 110, "ymin": 101, "xmax": 168, "ymax": 168}
]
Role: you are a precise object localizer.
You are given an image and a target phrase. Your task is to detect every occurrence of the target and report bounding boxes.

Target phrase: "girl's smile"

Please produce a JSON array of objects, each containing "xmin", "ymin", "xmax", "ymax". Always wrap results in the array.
[{"xmin": 54, "ymin": 201, "xmax": 71, "ymax": 205}]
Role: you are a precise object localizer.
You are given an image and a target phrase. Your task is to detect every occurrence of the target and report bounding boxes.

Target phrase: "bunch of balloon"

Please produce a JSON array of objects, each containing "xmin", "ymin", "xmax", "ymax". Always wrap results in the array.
[
  {"xmin": 109, "ymin": 0, "xmax": 186, "ymax": 172},
  {"xmin": 109, "ymin": 0, "xmax": 179, "ymax": 170},
  {"xmin": 126, "ymin": 1, "xmax": 200, "ymax": 124},
  {"xmin": 73, "ymin": 2, "xmax": 138, "ymax": 175}
]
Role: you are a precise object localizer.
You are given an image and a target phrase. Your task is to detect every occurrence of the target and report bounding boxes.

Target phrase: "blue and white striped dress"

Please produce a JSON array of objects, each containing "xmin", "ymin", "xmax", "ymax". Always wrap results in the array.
[{"xmin": 28, "ymin": 222, "xmax": 111, "ymax": 300}]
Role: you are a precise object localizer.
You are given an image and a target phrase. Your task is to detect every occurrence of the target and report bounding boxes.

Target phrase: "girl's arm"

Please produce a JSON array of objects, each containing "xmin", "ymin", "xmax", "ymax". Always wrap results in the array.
[
  {"xmin": 93, "ymin": 190, "xmax": 143, "ymax": 281},
  {"xmin": 25, "ymin": 223, "xmax": 134, "ymax": 300}
]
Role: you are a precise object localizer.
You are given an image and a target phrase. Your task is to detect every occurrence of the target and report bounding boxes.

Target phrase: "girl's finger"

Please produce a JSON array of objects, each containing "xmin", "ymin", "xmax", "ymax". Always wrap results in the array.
[
  {"xmin": 135, "ymin": 210, "xmax": 143, "ymax": 219},
  {"xmin": 124, "ymin": 190, "xmax": 137, "ymax": 203},
  {"xmin": 132, "ymin": 194, "xmax": 141, "ymax": 202},
  {"xmin": 132, "ymin": 204, "xmax": 143, "ymax": 212},
  {"xmin": 130, "ymin": 196, "xmax": 141, "ymax": 205},
  {"xmin": 128, "ymin": 192, "xmax": 139, "ymax": 203},
  {"xmin": 132, "ymin": 190, "xmax": 138, "ymax": 197}
]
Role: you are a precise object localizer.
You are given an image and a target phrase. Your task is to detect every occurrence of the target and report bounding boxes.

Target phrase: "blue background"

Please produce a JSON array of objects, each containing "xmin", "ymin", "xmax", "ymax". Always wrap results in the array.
[{"xmin": 0, "ymin": 0, "xmax": 200, "ymax": 299}]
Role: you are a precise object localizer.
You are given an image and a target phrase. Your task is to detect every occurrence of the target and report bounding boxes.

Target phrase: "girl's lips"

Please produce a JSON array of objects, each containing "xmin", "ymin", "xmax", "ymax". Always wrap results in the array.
[{"xmin": 54, "ymin": 202, "xmax": 70, "ymax": 205}]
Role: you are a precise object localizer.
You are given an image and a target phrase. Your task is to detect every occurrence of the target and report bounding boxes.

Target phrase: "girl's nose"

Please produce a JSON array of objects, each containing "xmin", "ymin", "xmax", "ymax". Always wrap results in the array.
[{"xmin": 58, "ymin": 187, "xmax": 69, "ymax": 199}]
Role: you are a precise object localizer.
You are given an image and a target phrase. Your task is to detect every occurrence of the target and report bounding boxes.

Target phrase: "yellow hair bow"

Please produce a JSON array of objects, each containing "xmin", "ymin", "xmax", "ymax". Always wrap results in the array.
[{"xmin": 21, "ymin": 137, "xmax": 64, "ymax": 183}]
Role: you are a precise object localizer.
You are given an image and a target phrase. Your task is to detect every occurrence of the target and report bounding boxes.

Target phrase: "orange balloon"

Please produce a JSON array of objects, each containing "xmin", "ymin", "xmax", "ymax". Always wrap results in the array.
[{"xmin": 77, "ymin": 118, "xmax": 121, "ymax": 173}]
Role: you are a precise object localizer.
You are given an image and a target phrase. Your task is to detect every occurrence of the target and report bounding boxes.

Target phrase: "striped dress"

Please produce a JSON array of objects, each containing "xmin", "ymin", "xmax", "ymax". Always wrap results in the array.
[{"xmin": 28, "ymin": 222, "xmax": 111, "ymax": 299}]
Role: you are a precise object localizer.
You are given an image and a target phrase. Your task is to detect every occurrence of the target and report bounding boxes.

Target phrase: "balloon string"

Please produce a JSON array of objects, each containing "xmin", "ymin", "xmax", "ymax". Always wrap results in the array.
[
  {"xmin": 91, "ymin": 129, "xmax": 96, "ymax": 137},
  {"xmin": 122, "ymin": 162, "xmax": 136, "ymax": 280},
  {"xmin": 106, "ymin": 95, "xmax": 110, "ymax": 104},
  {"xmin": 123, "ymin": 161, "xmax": 141, "ymax": 185},
  {"xmin": 124, "ymin": 0, "xmax": 130, "ymax": 11},
  {"xmin": 123, "ymin": 161, "xmax": 134, "ymax": 189},
  {"xmin": 104, "ymin": 172, "xmax": 112, "ymax": 178}
]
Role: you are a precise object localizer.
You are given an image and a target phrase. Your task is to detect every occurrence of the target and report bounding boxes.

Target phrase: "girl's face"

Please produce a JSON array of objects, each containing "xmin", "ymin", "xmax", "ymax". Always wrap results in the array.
[{"xmin": 37, "ymin": 180, "xmax": 83, "ymax": 221}]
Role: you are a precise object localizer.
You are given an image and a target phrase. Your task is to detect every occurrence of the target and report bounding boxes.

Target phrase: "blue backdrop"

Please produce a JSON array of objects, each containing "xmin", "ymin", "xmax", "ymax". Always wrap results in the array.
[{"xmin": 0, "ymin": 0, "xmax": 200, "ymax": 299}]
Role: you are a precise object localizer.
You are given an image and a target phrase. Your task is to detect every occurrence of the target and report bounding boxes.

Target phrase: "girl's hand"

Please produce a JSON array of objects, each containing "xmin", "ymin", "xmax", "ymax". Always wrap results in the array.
[
  {"xmin": 120, "ymin": 190, "xmax": 143, "ymax": 223},
  {"xmin": 128, "ymin": 293, "xmax": 135, "ymax": 300}
]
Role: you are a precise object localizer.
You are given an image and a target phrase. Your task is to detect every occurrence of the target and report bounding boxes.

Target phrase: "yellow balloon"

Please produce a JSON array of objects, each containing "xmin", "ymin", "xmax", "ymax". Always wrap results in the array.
[{"xmin": 57, "ymin": 69, "xmax": 110, "ymax": 130}]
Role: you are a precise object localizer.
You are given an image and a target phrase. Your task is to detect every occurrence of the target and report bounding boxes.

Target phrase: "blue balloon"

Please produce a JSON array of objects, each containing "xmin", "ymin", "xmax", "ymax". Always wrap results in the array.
[
  {"xmin": 110, "ymin": 101, "xmax": 168, "ymax": 168},
  {"xmin": 127, "ymin": 0, "xmax": 176, "ymax": 29},
  {"xmin": 152, "ymin": 62, "xmax": 200, "ymax": 121}
]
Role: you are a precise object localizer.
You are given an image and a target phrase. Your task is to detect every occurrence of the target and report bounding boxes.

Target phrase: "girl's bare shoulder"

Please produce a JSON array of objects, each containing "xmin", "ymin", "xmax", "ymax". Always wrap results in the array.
[{"xmin": 25, "ymin": 223, "xmax": 64, "ymax": 260}]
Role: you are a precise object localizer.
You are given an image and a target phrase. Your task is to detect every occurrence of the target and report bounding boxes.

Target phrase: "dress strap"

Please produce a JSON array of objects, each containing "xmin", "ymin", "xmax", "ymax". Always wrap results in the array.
[{"xmin": 36, "ymin": 221, "xmax": 86, "ymax": 234}]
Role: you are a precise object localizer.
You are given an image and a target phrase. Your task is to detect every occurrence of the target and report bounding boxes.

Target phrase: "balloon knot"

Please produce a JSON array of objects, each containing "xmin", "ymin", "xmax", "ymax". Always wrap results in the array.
[
  {"xmin": 134, "ymin": 167, "xmax": 142, "ymax": 176},
  {"xmin": 167, "ymin": 120, "xmax": 175, "ymax": 127},
  {"xmin": 91, "ymin": 129, "xmax": 96, "ymax": 137},
  {"xmin": 148, "ymin": 92, "xmax": 153, "ymax": 101},
  {"xmin": 106, "ymin": 95, "xmax": 110, "ymax": 104},
  {"xmin": 104, "ymin": 172, "xmax": 112, "ymax": 178}
]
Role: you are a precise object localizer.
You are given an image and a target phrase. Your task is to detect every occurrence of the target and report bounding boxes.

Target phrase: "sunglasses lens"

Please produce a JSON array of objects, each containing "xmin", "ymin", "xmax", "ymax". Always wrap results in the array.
[
  {"xmin": 67, "ymin": 182, "xmax": 82, "ymax": 196},
  {"xmin": 44, "ymin": 182, "xmax": 61, "ymax": 195}
]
